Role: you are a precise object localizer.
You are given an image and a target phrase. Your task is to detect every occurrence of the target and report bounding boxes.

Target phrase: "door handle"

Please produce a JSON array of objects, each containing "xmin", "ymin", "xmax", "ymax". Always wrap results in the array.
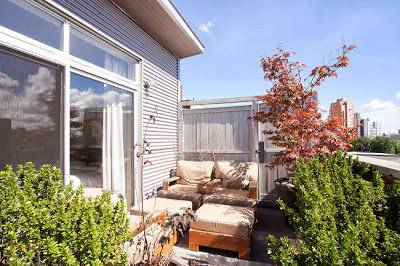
[{"xmin": 257, "ymin": 141, "xmax": 265, "ymax": 163}]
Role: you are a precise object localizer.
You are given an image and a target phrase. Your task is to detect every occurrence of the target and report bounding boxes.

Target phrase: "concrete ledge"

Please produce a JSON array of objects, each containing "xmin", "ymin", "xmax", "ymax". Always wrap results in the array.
[{"xmin": 349, "ymin": 152, "xmax": 400, "ymax": 179}]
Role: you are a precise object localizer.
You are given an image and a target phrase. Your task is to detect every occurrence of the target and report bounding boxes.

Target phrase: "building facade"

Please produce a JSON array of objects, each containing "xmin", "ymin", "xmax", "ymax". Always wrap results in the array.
[
  {"xmin": 354, "ymin": 112, "xmax": 361, "ymax": 137},
  {"xmin": 0, "ymin": 0, "xmax": 203, "ymax": 206},
  {"xmin": 360, "ymin": 118, "xmax": 382, "ymax": 137},
  {"xmin": 328, "ymin": 98, "xmax": 356, "ymax": 128}
]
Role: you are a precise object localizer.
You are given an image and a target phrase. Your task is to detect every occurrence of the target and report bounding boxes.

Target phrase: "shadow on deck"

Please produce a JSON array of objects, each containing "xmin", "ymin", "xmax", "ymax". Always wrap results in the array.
[{"xmin": 171, "ymin": 206, "xmax": 296, "ymax": 266}]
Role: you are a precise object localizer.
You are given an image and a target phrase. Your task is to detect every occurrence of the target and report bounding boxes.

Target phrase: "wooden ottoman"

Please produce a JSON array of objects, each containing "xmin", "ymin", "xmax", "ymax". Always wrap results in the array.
[{"xmin": 189, "ymin": 203, "xmax": 255, "ymax": 260}]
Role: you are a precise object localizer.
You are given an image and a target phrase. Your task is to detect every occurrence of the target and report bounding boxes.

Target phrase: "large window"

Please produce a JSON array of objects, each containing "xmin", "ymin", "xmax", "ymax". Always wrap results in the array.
[
  {"xmin": 0, "ymin": 49, "xmax": 61, "ymax": 170},
  {"xmin": 70, "ymin": 28, "xmax": 136, "ymax": 80},
  {"xmin": 0, "ymin": 0, "xmax": 63, "ymax": 49},
  {"xmin": 0, "ymin": 0, "xmax": 139, "ymax": 204},
  {"xmin": 70, "ymin": 73, "xmax": 133, "ymax": 197}
]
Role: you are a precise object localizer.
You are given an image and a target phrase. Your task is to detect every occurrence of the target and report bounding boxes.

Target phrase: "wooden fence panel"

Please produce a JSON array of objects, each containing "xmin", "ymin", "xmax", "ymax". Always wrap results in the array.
[
  {"xmin": 181, "ymin": 101, "xmax": 288, "ymax": 198},
  {"xmin": 182, "ymin": 106, "xmax": 253, "ymax": 162}
]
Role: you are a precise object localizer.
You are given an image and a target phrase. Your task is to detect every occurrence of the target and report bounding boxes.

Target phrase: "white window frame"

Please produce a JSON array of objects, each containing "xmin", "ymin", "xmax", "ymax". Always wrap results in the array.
[{"xmin": 0, "ymin": 0, "xmax": 144, "ymax": 200}]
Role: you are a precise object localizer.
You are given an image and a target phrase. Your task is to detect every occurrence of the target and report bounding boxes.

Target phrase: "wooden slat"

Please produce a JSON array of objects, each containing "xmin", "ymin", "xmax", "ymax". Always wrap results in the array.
[
  {"xmin": 189, "ymin": 229, "xmax": 251, "ymax": 260},
  {"xmin": 182, "ymin": 105, "xmax": 253, "ymax": 162}
]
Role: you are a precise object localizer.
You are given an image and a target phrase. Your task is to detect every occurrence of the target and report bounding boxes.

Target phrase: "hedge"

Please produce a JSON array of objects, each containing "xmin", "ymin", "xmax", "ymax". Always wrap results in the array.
[
  {"xmin": 0, "ymin": 163, "xmax": 129, "ymax": 265},
  {"xmin": 266, "ymin": 152, "xmax": 400, "ymax": 265}
]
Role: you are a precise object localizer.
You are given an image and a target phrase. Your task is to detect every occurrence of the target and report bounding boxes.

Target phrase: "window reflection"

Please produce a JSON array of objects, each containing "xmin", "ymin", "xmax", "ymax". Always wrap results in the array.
[
  {"xmin": 0, "ymin": 50, "xmax": 60, "ymax": 169},
  {"xmin": 70, "ymin": 28, "xmax": 135, "ymax": 80},
  {"xmin": 70, "ymin": 73, "xmax": 133, "ymax": 199},
  {"xmin": 0, "ymin": 0, "xmax": 63, "ymax": 49}
]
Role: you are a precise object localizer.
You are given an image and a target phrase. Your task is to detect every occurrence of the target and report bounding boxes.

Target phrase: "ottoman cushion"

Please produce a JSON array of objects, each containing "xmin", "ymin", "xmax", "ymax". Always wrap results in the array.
[
  {"xmin": 191, "ymin": 203, "xmax": 254, "ymax": 238},
  {"xmin": 130, "ymin": 197, "xmax": 192, "ymax": 216}
]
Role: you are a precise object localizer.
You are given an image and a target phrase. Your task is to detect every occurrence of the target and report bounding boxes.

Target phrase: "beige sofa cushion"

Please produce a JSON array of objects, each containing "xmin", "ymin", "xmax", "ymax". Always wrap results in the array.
[
  {"xmin": 215, "ymin": 161, "xmax": 258, "ymax": 189},
  {"xmin": 176, "ymin": 160, "xmax": 214, "ymax": 185},
  {"xmin": 197, "ymin": 179, "xmax": 222, "ymax": 194},
  {"xmin": 157, "ymin": 185, "xmax": 203, "ymax": 210},
  {"xmin": 130, "ymin": 197, "xmax": 192, "ymax": 216},
  {"xmin": 191, "ymin": 203, "xmax": 254, "ymax": 238},
  {"xmin": 203, "ymin": 188, "xmax": 256, "ymax": 208}
]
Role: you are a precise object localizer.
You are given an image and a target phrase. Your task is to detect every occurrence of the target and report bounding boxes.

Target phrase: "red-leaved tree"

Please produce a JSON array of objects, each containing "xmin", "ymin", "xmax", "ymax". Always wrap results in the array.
[{"xmin": 253, "ymin": 44, "xmax": 357, "ymax": 167}]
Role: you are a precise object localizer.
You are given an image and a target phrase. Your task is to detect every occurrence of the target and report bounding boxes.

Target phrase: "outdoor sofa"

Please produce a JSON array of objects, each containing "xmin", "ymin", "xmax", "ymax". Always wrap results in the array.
[
  {"xmin": 157, "ymin": 160, "xmax": 258, "ymax": 259},
  {"xmin": 158, "ymin": 160, "xmax": 258, "ymax": 208}
]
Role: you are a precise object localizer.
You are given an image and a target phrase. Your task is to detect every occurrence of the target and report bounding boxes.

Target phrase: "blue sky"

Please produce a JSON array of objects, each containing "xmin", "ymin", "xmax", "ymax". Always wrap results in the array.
[{"xmin": 174, "ymin": 0, "xmax": 400, "ymax": 134}]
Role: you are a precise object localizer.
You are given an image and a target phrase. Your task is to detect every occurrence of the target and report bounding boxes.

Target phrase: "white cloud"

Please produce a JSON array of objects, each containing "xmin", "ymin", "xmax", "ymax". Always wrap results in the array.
[
  {"xmin": 360, "ymin": 98, "xmax": 400, "ymax": 134},
  {"xmin": 363, "ymin": 106, "xmax": 400, "ymax": 134},
  {"xmin": 70, "ymin": 88, "xmax": 131, "ymax": 109},
  {"xmin": 0, "ymin": 72, "xmax": 19, "ymax": 88},
  {"xmin": 198, "ymin": 21, "xmax": 215, "ymax": 35},
  {"xmin": 396, "ymin": 91, "xmax": 400, "ymax": 99},
  {"xmin": 360, "ymin": 98, "xmax": 395, "ymax": 111},
  {"xmin": 0, "ymin": 67, "xmax": 57, "ymax": 130}
]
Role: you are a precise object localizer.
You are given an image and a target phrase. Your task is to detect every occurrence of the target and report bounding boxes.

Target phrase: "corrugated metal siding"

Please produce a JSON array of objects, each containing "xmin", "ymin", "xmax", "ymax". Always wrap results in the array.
[
  {"xmin": 142, "ymin": 60, "xmax": 178, "ymax": 195},
  {"xmin": 54, "ymin": 0, "xmax": 180, "ymax": 196}
]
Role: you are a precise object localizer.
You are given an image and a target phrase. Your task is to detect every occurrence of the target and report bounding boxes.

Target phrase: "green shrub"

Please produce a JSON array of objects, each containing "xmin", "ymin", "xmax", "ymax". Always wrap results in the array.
[
  {"xmin": 386, "ymin": 180, "xmax": 400, "ymax": 232},
  {"xmin": 0, "ymin": 163, "xmax": 129, "ymax": 265},
  {"xmin": 266, "ymin": 153, "xmax": 400, "ymax": 265}
]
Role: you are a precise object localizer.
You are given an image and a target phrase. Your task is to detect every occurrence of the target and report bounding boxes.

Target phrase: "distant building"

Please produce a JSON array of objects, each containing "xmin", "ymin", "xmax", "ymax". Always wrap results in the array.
[
  {"xmin": 361, "ymin": 118, "xmax": 382, "ymax": 137},
  {"xmin": 354, "ymin": 112, "xmax": 361, "ymax": 137},
  {"xmin": 390, "ymin": 129, "xmax": 400, "ymax": 142},
  {"xmin": 329, "ymin": 98, "xmax": 355, "ymax": 128}
]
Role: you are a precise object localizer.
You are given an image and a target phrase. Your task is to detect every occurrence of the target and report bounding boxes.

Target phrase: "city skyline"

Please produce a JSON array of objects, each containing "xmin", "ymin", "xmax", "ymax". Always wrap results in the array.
[{"xmin": 327, "ymin": 97, "xmax": 393, "ymax": 136}]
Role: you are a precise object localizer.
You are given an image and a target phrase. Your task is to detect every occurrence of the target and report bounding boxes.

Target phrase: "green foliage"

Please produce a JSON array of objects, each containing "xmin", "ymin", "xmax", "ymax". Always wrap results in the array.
[
  {"xmin": 266, "ymin": 235, "xmax": 298, "ymax": 266},
  {"xmin": 351, "ymin": 137, "xmax": 372, "ymax": 152},
  {"xmin": 385, "ymin": 180, "xmax": 400, "ymax": 232},
  {"xmin": 351, "ymin": 136, "xmax": 400, "ymax": 154},
  {"xmin": 0, "ymin": 163, "xmax": 129, "ymax": 265},
  {"xmin": 266, "ymin": 153, "xmax": 400, "ymax": 265}
]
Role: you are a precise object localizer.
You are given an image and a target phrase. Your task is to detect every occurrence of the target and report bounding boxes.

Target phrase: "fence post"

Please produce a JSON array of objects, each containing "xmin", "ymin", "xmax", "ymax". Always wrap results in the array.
[
  {"xmin": 251, "ymin": 99, "xmax": 259, "ymax": 162},
  {"xmin": 177, "ymin": 102, "xmax": 184, "ymax": 160}
]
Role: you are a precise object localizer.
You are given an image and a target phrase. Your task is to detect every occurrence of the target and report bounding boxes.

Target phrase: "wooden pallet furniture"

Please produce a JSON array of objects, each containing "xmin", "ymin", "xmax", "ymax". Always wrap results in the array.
[
  {"xmin": 189, "ymin": 229, "xmax": 251, "ymax": 260},
  {"xmin": 188, "ymin": 203, "xmax": 255, "ymax": 260},
  {"xmin": 125, "ymin": 212, "xmax": 175, "ymax": 265}
]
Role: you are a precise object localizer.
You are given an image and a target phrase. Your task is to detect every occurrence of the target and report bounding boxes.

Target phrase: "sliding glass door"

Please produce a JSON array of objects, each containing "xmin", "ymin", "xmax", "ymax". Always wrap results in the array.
[
  {"xmin": 0, "ymin": 49, "xmax": 61, "ymax": 170},
  {"xmin": 69, "ymin": 73, "xmax": 133, "ymax": 200},
  {"xmin": 0, "ymin": 0, "xmax": 140, "ymax": 206}
]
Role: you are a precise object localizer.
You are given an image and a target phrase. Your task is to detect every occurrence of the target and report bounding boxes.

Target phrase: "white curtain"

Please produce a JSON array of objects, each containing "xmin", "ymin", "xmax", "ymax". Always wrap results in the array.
[
  {"xmin": 105, "ymin": 54, "xmax": 128, "ymax": 78},
  {"xmin": 102, "ymin": 103, "xmax": 125, "ymax": 196}
]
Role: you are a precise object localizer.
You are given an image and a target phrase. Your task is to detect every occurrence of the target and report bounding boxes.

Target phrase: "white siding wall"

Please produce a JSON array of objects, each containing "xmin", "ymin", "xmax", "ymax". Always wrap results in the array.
[{"xmin": 55, "ymin": 0, "xmax": 180, "ymax": 197}]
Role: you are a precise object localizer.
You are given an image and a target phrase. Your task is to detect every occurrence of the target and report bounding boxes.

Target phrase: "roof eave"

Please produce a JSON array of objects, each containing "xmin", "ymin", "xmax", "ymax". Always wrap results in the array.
[{"xmin": 113, "ymin": 0, "xmax": 204, "ymax": 59}]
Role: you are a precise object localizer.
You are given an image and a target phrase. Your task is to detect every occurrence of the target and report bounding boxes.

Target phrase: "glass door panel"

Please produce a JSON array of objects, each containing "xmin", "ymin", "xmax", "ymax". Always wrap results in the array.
[
  {"xmin": 70, "ymin": 72, "xmax": 133, "ymax": 202},
  {"xmin": 0, "ymin": 49, "xmax": 61, "ymax": 169}
]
